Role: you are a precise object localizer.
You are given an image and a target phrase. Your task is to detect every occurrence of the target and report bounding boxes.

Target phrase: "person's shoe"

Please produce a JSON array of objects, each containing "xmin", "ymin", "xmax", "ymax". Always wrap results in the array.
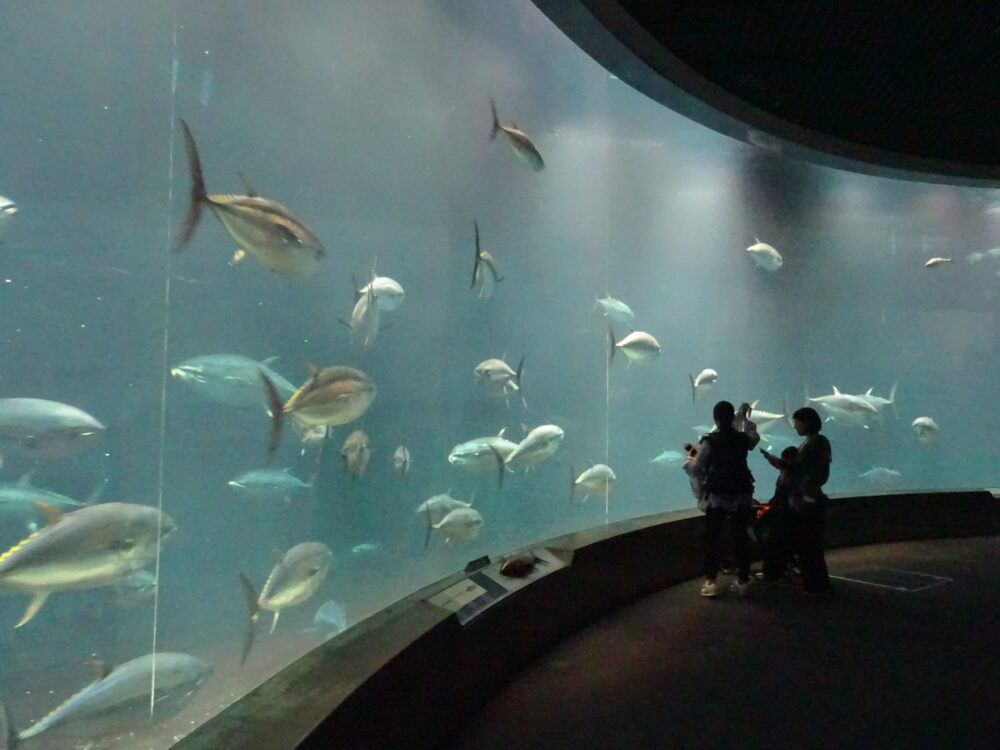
[
  {"xmin": 700, "ymin": 580, "xmax": 720, "ymax": 598},
  {"xmin": 730, "ymin": 580, "xmax": 750, "ymax": 597}
]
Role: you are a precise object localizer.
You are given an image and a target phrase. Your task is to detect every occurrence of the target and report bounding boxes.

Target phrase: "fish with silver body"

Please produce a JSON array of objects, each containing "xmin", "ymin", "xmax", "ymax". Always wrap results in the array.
[
  {"xmin": 262, "ymin": 364, "xmax": 376, "ymax": 458},
  {"xmin": 358, "ymin": 274, "xmax": 405, "ymax": 311},
  {"xmin": 307, "ymin": 599, "xmax": 348, "ymax": 637},
  {"xmin": 0, "ymin": 472, "xmax": 102, "ymax": 530},
  {"xmin": 570, "ymin": 463, "xmax": 615, "ymax": 503},
  {"xmin": 432, "ymin": 507, "xmax": 484, "ymax": 543},
  {"xmin": 489, "ymin": 99, "xmax": 544, "ymax": 171},
  {"xmin": 393, "ymin": 445, "xmax": 411, "ymax": 479},
  {"xmin": 13, "ymin": 652, "xmax": 211, "ymax": 742},
  {"xmin": 239, "ymin": 542, "xmax": 332, "ymax": 663},
  {"xmin": 746, "ymin": 239, "xmax": 783, "ymax": 271},
  {"xmin": 0, "ymin": 194, "xmax": 16, "ymax": 240},
  {"xmin": 0, "ymin": 503, "xmax": 175, "ymax": 627},
  {"xmin": 924, "ymin": 257, "xmax": 952, "ymax": 267},
  {"xmin": 649, "ymin": 449, "xmax": 685, "ymax": 468},
  {"xmin": 474, "ymin": 356, "xmax": 525, "ymax": 408},
  {"xmin": 609, "ymin": 328, "xmax": 660, "ymax": 366},
  {"xmin": 228, "ymin": 467, "xmax": 311, "ymax": 502},
  {"xmin": 594, "ymin": 295, "xmax": 635, "ymax": 325},
  {"xmin": 171, "ymin": 353, "xmax": 296, "ymax": 409},
  {"xmin": 858, "ymin": 466, "xmax": 903, "ymax": 489},
  {"xmin": 911, "ymin": 416, "xmax": 940, "ymax": 445},
  {"xmin": 343, "ymin": 283, "xmax": 381, "ymax": 349},
  {"xmin": 448, "ymin": 432, "xmax": 519, "ymax": 472},
  {"xmin": 505, "ymin": 425, "xmax": 565, "ymax": 470},
  {"xmin": 689, "ymin": 368, "xmax": 718, "ymax": 401},
  {"xmin": 341, "ymin": 430, "xmax": 371, "ymax": 479},
  {"xmin": 175, "ymin": 120, "xmax": 324, "ymax": 276},
  {"xmin": 806, "ymin": 386, "xmax": 879, "ymax": 427},
  {"xmin": 0, "ymin": 398, "xmax": 105, "ymax": 466},
  {"xmin": 415, "ymin": 493, "xmax": 473, "ymax": 527},
  {"xmin": 471, "ymin": 220, "xmax": 503, "ymax": 300}
]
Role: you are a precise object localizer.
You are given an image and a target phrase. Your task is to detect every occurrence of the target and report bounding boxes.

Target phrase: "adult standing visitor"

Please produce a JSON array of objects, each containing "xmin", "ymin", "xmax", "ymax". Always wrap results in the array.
[
  {"xmin": 760, "ymin": 406, "xmax": 834, "ymax": 596},
  {"xmin": 686, "ymin": 401, "xmax": 759, "ymax": 597}
]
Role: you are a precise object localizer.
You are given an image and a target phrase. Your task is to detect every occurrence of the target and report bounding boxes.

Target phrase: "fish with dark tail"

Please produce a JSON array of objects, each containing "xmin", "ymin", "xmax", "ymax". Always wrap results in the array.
[
  {"xmin": 489, "ymin": 99, "xmax": 544, "ymax": 171},
  {"xmin": 175, "ymin": 119, "xmax": 324, "ymax": 276}
]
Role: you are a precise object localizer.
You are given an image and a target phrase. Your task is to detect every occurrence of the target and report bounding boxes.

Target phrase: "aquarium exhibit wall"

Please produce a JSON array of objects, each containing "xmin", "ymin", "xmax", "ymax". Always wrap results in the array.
[{"xmin": 1, "ymin": 0, "xmax": 998, "ymax": 746}]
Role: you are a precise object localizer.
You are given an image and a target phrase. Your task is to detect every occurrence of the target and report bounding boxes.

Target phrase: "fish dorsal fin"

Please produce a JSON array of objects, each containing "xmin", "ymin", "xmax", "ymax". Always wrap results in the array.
[
  {"xmin": 750, "ymin": 400, "xmax": 759, "ymax": 409},
  {"xmin": 237, "ymin": 171, "xmax": 259, "ymax": 197},
  {"xmin": 86, "ymin": 658, "xmax": 112, "ymax": 680},
  {"xmin": 833, "ymin": 386, "xmax": 841, "ymax": 394},
  {"xmin": 15, "ymin": 471, "xmax": 33, "ymax": 487},
  {"xmin": 865, "ymin": 388, "xmax": 873, "ymax": 395},
  {"xmin": 34, "ymin": 502, "xmax": 64, "ymax": 526},
  {"xmin": 497, "ymin": 427, "xmax": 506, "ymax": 437},
  {"xmin": 262, "ymin": 356, "xmax": 280, "ymax": 366},
  {"xmin": 85, "ymin": 478, "xmax": 108, "ymax": 505},
  {"xmin": 305, "ymin": 362, "xmax": 320, "ymax": 377}
]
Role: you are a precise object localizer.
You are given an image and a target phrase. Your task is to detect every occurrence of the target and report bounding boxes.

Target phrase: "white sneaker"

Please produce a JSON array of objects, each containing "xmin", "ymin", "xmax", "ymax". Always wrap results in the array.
[
  {"xmin": 700, "ymin": 580, "xmax": 719, "ymax": 598},
  {"xmin": 730, "ymin": 580, "xmax": 750, "ymax": 597}
]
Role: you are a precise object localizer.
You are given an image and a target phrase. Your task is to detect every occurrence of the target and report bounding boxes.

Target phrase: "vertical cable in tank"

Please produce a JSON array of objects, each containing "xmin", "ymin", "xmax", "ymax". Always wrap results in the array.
[
  {"xmin": 149, "ymin": 16, "xmax": 180, "ymax": 721},
  {"xmin": 603, "ymin": 239, "xmax": 610, "ymax": 523}
]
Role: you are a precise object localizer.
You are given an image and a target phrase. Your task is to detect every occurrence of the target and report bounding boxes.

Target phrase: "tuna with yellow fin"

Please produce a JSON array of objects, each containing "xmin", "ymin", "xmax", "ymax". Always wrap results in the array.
[{"xmin": 175, "ymin": 119, "xmax": 325, "ymax": 277}]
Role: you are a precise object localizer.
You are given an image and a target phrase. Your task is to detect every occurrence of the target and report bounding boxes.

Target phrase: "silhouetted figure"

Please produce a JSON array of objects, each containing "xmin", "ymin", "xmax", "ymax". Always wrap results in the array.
[
  {"xmin": 685, "ymin": 401, "xmax": 759, "ymax": 597},
  {"xmin": 761, "ymin": 406, "xmax": 834, "ymax": 595},
  {"xmin": 756, "ymin": 445, "xmax": 801, "ymax": 583}
]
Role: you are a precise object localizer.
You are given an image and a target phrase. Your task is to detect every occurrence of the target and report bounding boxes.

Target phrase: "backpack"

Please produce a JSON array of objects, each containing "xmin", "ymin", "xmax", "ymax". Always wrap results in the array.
[{"xmin": 702, "ymin": 430, "xmax": 754, "ymax": 495}]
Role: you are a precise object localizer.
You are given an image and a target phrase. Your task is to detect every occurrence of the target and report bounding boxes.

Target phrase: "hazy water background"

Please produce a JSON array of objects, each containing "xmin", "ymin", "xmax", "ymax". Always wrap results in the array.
[{"xmin": 1, "ymin": 0, "xmax": 998, "ymax": 746}]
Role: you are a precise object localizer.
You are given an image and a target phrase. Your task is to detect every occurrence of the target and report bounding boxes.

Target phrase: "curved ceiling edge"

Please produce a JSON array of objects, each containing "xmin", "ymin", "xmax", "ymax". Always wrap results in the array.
[{"xmin": 530, "ymin": 0, "xmax": 1000, "ymax": 187}]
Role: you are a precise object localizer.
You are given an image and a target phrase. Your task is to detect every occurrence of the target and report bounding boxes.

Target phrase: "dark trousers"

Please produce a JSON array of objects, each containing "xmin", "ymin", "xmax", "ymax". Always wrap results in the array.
[
  {"xmin": 703, "ymin": 505, "xmax": 753, "ymax": 581},
  {"xmin": 760, "ymin": 508, "xmax": 794, "ymax": 580},
  {"xmin": 792, "ymin": 507, "xmax": 832, "ymax": 593}
]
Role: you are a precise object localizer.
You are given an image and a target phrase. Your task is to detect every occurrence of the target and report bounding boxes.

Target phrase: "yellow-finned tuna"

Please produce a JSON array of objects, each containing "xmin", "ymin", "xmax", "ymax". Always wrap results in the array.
[
  {"xmin": 239, "ymin": 542, "xmax": 332, "ymax": 664},
  {"xmin": 0, "ymin": 503, "xmax": 175, "ymax": 628},
  {"xmin": 489, "ymin": 99, "xmax": 544, "ymax": 171},
  {"xmin": 175, "ymin": 119, "xmax": 324, "ymax": 277}
]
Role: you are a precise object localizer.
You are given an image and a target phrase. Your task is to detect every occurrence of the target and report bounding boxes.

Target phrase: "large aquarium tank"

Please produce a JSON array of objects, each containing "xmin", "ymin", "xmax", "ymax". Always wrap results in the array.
[{"xmin": 1, "ymin": 0, "xmax": 997, "ymax": 746}]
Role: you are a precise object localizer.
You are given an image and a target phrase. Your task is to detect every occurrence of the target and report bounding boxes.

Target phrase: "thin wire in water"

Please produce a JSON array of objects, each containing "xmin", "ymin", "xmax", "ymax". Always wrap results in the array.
[{"xmin": 149, "ymin": 18, "xmax": 180, "ymax": 719}]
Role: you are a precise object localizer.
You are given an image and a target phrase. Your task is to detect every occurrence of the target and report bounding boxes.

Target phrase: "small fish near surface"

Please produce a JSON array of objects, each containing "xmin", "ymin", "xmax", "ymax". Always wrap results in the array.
[
  {"xmin": 340, "ymin": 429, "xmax": 371, "ymax": 479},
  {"xmin": 239, "ymin": 541, "xmax": 332, "ymax": 664},
  {"xmin": 0, "ymin": 194, "xmax": 17, "ymax": 241},
  {"xmin": 10, "ymin": 652, "xmax": 210, "ymax": 743},
  {"xmin": 609, "ymin": 327, "xmax": 660, "ymax": 367},
  {"xmin": 746, "ymin": 239, "xmax": 783, "ymax": 271},
  {"xmin": 171, "ymin": 353, "xmax": 296, "ymax": 409},
  {"xmin": 474, "ymin": 356, "xmax": 525, "ymax": 408},
  {"xmin": 489, "ymin": 98, "xmax": 544, "ymax": 171},
  {"xmin": 594, "ymin": 295, "xmax": 635, "ymax": 325},
  {"xmin": 262, "ymin": 364, "xmax": 376, "ymax": 459},
  {"xmin": 471, "ymin": 220, "xmax": 503, "ymax": 300},
  {"xmin": 924, "ymin": 257, "xmax": 952, "ymax": 268},
  {"xmin": 689, "ymin": 368, "xmax": 718, "ymax": 401},
  {"xmin": 0, "ymin": 398, "xmax": 106, "ymax": 467},
  {"xmin": 392, "ymin": 445, "xmax": 411, "ymax": 479},
  {"xmin": 0, "ymin": 502, "xmax": 176, "ymax": 627},
  {"xmin": 228, "ymin": 467, "xmax": 311, "ymax": 503},
  {"xmin": 570, "ymin": 463, "xmax": 615, "ymax": 504},
  {"xmin": 174, "ymin": 119, "xmax": 324, "ymax": 277},
  {"xmin": 911, "ymin": 416, "xmax": 940, "ymax": 445}
]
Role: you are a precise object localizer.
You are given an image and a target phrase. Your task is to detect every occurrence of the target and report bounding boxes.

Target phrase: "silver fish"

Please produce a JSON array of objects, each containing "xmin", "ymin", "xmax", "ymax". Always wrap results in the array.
[
  {"xmin": 924, "ymin": 257, "xmax": 952, "ymax": 267},
  {"xmin": 609, "ymin": 327, "xmax": 660, "ymax": 366},
  {"xmin": 171, "ymin": 353, "xmax": 296, "ymax": 409},
  {"xmin": 307, "ymin": 599, "xmax": 348, "ymax": 637},
  {"xmin": 746, "ymin": 239, "xmax": 783, "ymax": 271},
  {"xmin": 432, "ymin": 507, "xmax": 484, "ymax": 543},
  {"xmin": 343, "ymin": 282, "xmax": 381, "ymax": 349},
  {"xmin": 0, "ymin": 194, "xmax": 16, "ymax": 240},
  {"xmin": 0, "ymin": 398, "xmax": 105, "ymax": 466},
  {"xmin": 175, "ymin": 119, "xmax": 324, "ymax": 277},
  {"xmin": 570, "ymin": 463, "xmax": 615, "ymax": 503},
  {"xmin": 228, "ymin": 467, "xmax": 311, "ymax": 502},
  {"xmin": 594, "ymin": 295, "xmax": 635, "ymax": 325},
  {"xmin": 393, "ymin": 445, "xmax": 411, "ymax": 479},
  {"xmin": 911, "ymin": 416, "xmax": 940, "ymax": 445},
  {"xmin": 472, "ymin": 220, "xmax": 503, "ymax": 300},
  {"xmin": 415, "ymin": 493, "xmax": 472, "ymax": 527},
  {"xmin": 807, "ymin": 386, "xmax": 879, "ymax": 426},
  {"xmin": 649, "ymin": 449, "xmax": 685, "ymax": 468},
  {"xmin": 689, "ymin": 368, "xmax": 718, "ymax": 401},
  {"xmin": 448, "ymin": 432, "xmax": 518, "ymax": 473},
  {"xmin": 505, "ymin": 425, "xmax": 564, "ymax": 470},
  {"xmin": 15, "ymin": 653, "xmax": 210, "ymax": 741},
  {"xmin": 474, "ymin": 356, "xmax": 525, "ymax": 408},
  {"xmin": 262, "ymin": 364, "xmax": 376, "ymax": 458},
  {"xmin": 489, "ymin": 99, "xmax": 544, "ymax": 171},
  {"xmin": 358, "ymin": 274, "xmax": 405, "ymax": 311},
  {"xmin": 240, "ymin": 542, "xmax": 332, "ymax": 663},
  {"xmin": 340, "ymin": 429, "xmax": 371, "ymax": 479},
  {"xmin": 111, "ymin": 568, "xmax": 157, "ymax": 608},
  {"xmin": 0, "ymin": 503, "xmax": 175, "ymax": 627},
  {"xmin": 858, "ymin": 466, "xmax": 903, "ymax": 488}
]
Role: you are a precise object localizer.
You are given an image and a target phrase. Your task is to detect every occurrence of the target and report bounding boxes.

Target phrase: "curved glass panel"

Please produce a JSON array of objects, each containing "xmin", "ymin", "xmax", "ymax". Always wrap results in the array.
[{"xmin": 0, "ymin": 0, "xmax": 996, "ymax": 746}]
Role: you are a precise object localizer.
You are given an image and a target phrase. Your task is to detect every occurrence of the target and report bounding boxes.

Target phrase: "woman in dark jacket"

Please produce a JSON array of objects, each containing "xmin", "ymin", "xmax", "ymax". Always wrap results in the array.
[{"xmin": 760, "ymin": 406, "xmax": 834, "ymax": 595}]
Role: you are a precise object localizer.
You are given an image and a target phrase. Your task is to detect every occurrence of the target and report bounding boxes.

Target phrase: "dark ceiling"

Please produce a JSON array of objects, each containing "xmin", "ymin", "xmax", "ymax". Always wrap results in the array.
[{"xmin": 535, "ymin": 1, "xmax": 1000, "ymax": 180}]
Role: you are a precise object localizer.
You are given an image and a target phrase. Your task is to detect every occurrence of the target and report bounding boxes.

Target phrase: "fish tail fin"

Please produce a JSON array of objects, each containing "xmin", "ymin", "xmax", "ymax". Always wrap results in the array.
[
  {"xmin": 261, "ymin": 374, "xmax": 284, "ymax": 461},
  {"xmin": 489, "ymin": 98, "xmax": 500, "ymax": 141},
  {"xmin": 689, "ymin": 373, "xmax": 696, "ymax": 402},
  {"xmin": 608, "ymin": 325, "xmax": 616, "ymax": 365},
  {"xmin": 0, "ymin": 696, "xmax": 18, "ymax": 749},
  {"xmin": 515, "ymin": 356, "xmax": 526, "ymax": 408},
  {"xmin": 803, "ymin": 384, "xmax": 811, "ymax": 407},
  {"xmin": 238, "ymin": 573, "xmax": 259, "ymax": 666},
  {"xmin": 568, "ymin": 465, "xmax": 575, "ymax": 506},
  {"xmin": 176, "ymin": 119, "xmax": 207, "ymax": 252},
  {"xmin": 423, "ymin": 504, "xmax": 433, "ymax": 549},
  {"xmin": 490, "ymin": 446, "xmax": 505, "ymax": 490},
  {"xmin": 471, "ymin": 220, "xmax": 481, "ymax": 288},
  {"xmin": 889, "ymin": 382, "xmax": 898, "ymax": 419}
]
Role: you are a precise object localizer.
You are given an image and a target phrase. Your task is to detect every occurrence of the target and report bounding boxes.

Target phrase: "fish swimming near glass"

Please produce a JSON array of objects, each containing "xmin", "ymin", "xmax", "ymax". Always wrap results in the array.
[
  {"xmin": 570, "ymin": 463, "xmax": 615, "ymax": 504},
  {"xmin": 0, "ymin": 472, "xmax": 105, "ymax": 531},
  {"xmin": 448, "ymin": 431, "xmax": 518, "ymax": 473},
  {"xmin": 9, "ymin": 652, "xmax": 210, "ymax": 743},
  {"xmin": 0, "ymin": 502, "xmax": 175, "ymax": 627},
  {"xmin": 504, "ymin": 424, "xmax": 565, "ymax": 474},
  {"xmin": 0, "ymin": 194, "xmax": 16, "ymax": 241},
  {"xmin": 746, "ymin": 239, "xmax": 783, "ymax": 271},
  {"xmin": 357, "ymin": 273, "xmax": 405, "ymax": 312},
  {"xmin": 340, "ymin": 429, "xmax": 370, "ymax": 479},
  {"xmin": 594, "ymin": 295, "xmax": 635, "ymax": 325},
  {"xmin": 474, "ymin": 357, "xmax": 525, "ymax": 408},
  {"xmin": 911, "ymin": 416, "xmax": 940, "ymax": 445},
  {"xmin": 471, "ymin": 220, "xmax": 503, "ymax": 300},
  {"xmin": 430, "ymin": 506, "xmax": 483, "ymax": 544},
  {"xmin": 175, "ymin": 119, "xmax": 324, "ymax": 277},
  {"xmin": 171, "ymin": 353, "xmax": 296, "ymax": 410},
  {"xmin": 0, "ymin": 398, "xmax": 105, "ymax": 467},
  {"xmin": 305, "ymin": 599, "xmax": 348, "ymax": 637},
  {"xmin": 392, "ymin": 445, "xmax": 411, "ymax": 479},
  {"xmin": 239, "ymin": 542, "xmax": 332, "ymax": 664},
  {"xmin": 608, "ymin": 327, "xmax": 660, "ymax": 366},
  {"xmin": 341, "ymin": 283, "xmax": 381, "ymax": 349},
  {"xmin": 262, "ymin": 364, "xmax": 376, "ymax": 459},
  {"xmin": 489, "ymin": 99, "xmax": 544, "ymax": 171},
  {"xmin": 227, "ymin": 467, "xmax": 311, "ymax": 503},
  {"xmin": 689, "ymin": 368, "xmax": 718, "ymax": 401}
]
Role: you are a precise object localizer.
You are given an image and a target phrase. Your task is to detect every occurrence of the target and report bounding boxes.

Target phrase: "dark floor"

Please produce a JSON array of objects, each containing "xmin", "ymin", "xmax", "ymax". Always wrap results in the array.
[{"xmin": 449, "ymin": 536, "xmax": 999, "ymax": 750}]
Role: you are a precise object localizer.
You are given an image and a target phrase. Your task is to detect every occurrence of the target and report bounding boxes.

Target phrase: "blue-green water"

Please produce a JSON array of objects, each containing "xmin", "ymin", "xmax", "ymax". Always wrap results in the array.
[{"xmin": 1, "ymin": 0, "xmax": 998, "ymax": 746}]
